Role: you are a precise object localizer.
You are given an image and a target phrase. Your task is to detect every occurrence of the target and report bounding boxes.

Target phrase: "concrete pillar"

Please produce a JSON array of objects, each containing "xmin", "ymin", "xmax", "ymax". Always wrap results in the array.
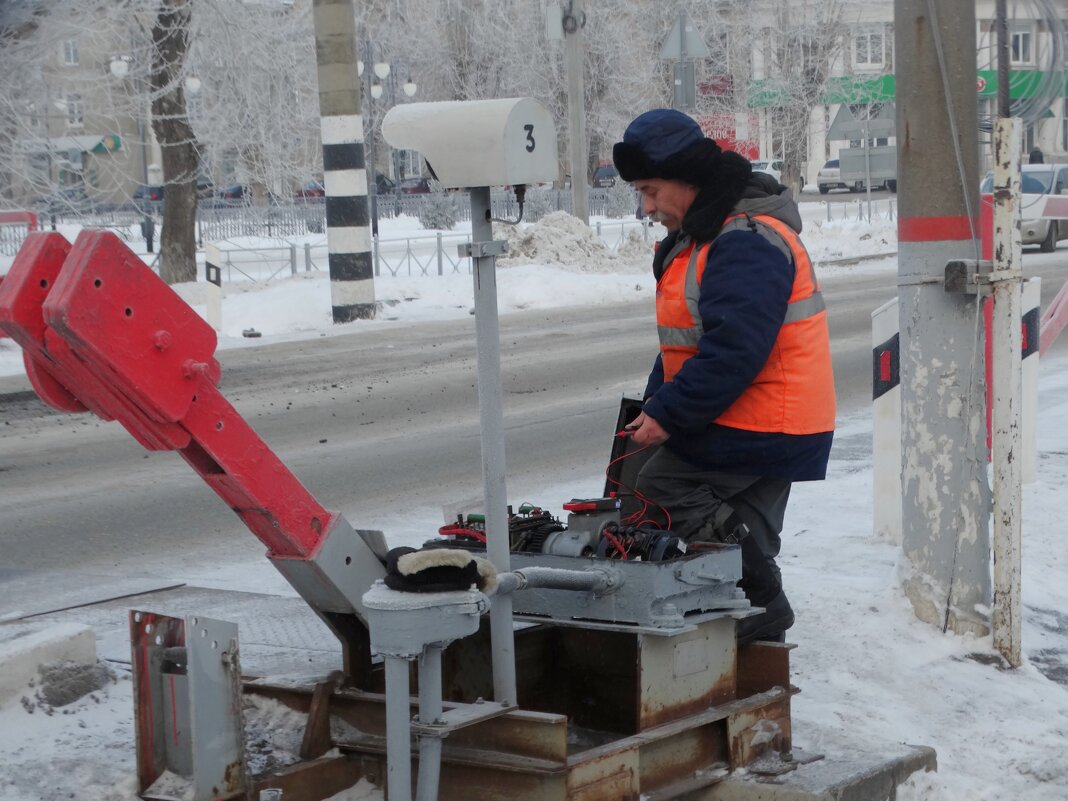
[
  {"xmin": 312, "ymin": 0, "xmax": 376, "ymax": 322},
  {"xmin": 894, "ymin": 0, "xmax": 990, "ymax": 636}
]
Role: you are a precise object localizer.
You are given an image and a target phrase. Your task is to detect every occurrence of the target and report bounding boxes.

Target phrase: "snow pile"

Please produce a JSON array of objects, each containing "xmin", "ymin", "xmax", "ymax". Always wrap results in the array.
[
  {"xmin": 496, "ymin": 211, "xmax": 644, "ymax": 272},
  {"xmin": 25, "ymin": 660, "xmax": 116, "ymax": 712},
  {"xmin": 244, "ymin": 694, "xmax": 310, "ymax": 776},
  {"xmin": 805, "ymin": 215, "xmax": 897, "ymax": 262}
]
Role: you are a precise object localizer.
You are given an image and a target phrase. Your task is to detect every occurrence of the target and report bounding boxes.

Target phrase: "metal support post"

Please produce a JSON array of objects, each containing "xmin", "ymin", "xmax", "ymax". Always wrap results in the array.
[
  {"xmin": 416, "ymin": 645, "xmax": 444, "ymax": 801},
  {"xmin": 563, "ymin": 0, "xmax": 589, "ymax": 224},
  {"xmin": 383, "ymin": 655, "xmax": 413, "ymax": 801},
  {"xmin": 990, "ymin": 9, "xmax": 1023, "ymax": 667},
  {"xmin": 468, "ymin": 186, "xmax": 517, "ymax": 706},
  {"xmin": 894, "ymin": 0, "xmax": 990, "ymax": 636},
  {"xmin": 863, "ymin": 113, "xmax": 873, "ymax": 222}
]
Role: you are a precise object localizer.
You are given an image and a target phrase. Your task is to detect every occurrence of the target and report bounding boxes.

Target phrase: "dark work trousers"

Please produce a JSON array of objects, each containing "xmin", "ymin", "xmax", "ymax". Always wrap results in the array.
[{"xmin": 634, "ymin": 446, "xmax": 791, "ymax": 606}]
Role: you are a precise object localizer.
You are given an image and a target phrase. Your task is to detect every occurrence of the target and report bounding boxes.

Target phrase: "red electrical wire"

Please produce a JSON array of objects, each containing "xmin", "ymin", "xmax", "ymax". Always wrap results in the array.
[
  {"xmin": 438, "ymin": 524, "xmax": 487, "ymax": 543},
  {"xmin": 602, "ymin": 526, "xmax": 629, "ymax": 559},
  {"xmin": 604, "ymin": 445, "xmax": 673, "ymax": 530}
]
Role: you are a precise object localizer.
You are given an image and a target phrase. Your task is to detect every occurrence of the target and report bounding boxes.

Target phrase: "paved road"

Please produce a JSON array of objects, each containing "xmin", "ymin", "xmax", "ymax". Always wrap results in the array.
[{"xmin": 1, "ymin": 251, "xmax": 1066, "ymax": 581}]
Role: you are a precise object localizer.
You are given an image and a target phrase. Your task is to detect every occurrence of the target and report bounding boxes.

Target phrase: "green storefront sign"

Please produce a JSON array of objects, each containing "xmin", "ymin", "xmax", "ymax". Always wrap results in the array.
[{"xmin": 747, "ymin": 71, "xmax": 1067, "ymax": 107}]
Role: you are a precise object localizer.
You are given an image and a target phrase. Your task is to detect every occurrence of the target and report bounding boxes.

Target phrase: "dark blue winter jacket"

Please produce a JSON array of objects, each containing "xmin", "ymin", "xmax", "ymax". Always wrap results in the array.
[{"xmin": 642, "ymin": 175, "xmax": 834, "ymax": 481}]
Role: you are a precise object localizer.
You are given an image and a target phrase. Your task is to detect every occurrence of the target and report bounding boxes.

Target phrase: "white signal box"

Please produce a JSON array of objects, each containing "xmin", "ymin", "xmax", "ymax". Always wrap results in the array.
[{"xmin": 381, "ymin": 98, "xmax": 558, "ymax": 189}]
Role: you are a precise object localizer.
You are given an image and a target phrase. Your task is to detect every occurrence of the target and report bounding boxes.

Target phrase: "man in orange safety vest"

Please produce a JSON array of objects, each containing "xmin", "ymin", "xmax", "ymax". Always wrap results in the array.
[{"xmin": 613, "ymin": 109, "xmax": 836, "ymax": 643}]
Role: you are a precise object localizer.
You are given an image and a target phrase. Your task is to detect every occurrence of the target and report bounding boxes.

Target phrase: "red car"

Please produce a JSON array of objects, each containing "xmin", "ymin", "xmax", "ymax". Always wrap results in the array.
[
  {"xmin": 294, "ymin": 181, "xmax": 325, "ymax": 200},
  {"xmin": 399, "ymin": 177, "xmax": 432, "ymax": 194}
]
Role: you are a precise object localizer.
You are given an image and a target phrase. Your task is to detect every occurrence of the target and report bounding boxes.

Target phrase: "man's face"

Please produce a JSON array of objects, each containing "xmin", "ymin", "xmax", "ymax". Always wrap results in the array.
[{"xmin": 633, "ymin": 178, "xmax": 698, "ymax": 232}]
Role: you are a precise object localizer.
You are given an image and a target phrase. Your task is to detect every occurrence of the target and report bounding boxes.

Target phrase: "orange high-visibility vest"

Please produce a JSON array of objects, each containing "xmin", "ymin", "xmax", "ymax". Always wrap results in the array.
[{"xmin": 655, "ymin": 214, "xmax": 835, "ymax": 434}]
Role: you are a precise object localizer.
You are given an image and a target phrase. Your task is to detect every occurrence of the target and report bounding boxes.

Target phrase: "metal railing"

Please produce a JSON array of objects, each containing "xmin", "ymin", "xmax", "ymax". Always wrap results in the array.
[
  {"xmin": 198, "ymin": 218, "xmax": 657, "ymax": 284},
  {"xmin": 822, "ymin": 196, "xmax": 897, "ymax": 223},
  {"xmin": 0, "ymin": 222, "xmax": 31, "ymax": 256},
  {"xmin": 206, "ymin": 243, "xmax": 308, "ymax": 283},
  {"xmin": 373, "ymin": 232, "xmax": 472, "ymax": 277},
  {"xmin": 5, "ymin": 192, "xmax": 654, "ymax": 279}
]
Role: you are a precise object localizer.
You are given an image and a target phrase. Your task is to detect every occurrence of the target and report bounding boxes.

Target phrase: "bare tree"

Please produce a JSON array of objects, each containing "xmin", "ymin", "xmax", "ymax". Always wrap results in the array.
[
  {"xmin": 761, "ymin": 0, "xmax": 849, "ymax": 193},
  {"xmin": 189, "ymin": 0, "xmax": 320, "ymax": 200},
  {"xmin": 150, "ymin": 0, "xmax": 198, "ymax": 283}
]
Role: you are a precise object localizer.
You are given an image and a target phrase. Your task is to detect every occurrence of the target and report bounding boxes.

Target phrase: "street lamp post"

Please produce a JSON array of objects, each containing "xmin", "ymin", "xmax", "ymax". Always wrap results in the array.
[
  {"xmin": 108, "ymin": 55, "xmax": 149, "ymax": 188},
  {"xmin": 359, "ymin": 48, "xmax": 417, "ymax": 235},
  {"xmin": 388, "ymin": 72, "xmax": 418, "ymax": 187}
]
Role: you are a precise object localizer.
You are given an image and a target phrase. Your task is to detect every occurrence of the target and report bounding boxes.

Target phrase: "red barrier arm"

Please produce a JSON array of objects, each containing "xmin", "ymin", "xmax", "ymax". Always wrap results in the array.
[
  {"xmin": 0, "ymin": 231, "xmax": 332, "ymax": 559},
  {"xmin": 1039, "ymin": 279, "xmax": 1068, "ymax": 357}
]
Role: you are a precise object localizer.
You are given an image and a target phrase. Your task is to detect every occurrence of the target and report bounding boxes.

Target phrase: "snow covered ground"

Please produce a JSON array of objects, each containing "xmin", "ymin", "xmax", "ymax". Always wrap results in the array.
[{"xmin": 3, "ymin": 201, "xmax": 1068, "ymax": 800}]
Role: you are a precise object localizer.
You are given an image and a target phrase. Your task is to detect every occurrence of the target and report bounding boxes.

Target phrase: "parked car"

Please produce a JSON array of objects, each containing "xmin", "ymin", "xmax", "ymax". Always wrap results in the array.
[
  {"xmin": 132, "ymin": 184, "xmax": 164, "ymax": 212},
  {"xmin": 817, "ymin": 159, "xmax": 860, "ymax": 194},
  {"xmin": 34, "ymin": 186, "xmax": 94, "ymax": 214},
  {"xmin": 133, "ymin": 179, "xmax": 212, "ymax": 209},
  {"xmin": 133, "ymin": 183, "xmax": 165, "ymax": 203},
  {"xmin": 375, "ymin": 174, "xmax": 396, "ymax": 194},
  {"xmin": 398, "ymin": 176, "xmax": 433, "ymax": 194},
  {"xmin": 294, "ymin": 180, "xmax": 325, "ymax": 201},
  {"xmin": 216, "ymin": 184, "xmax": 246, "ymax": 200},
  {"xmin": 750, "ymin": 159, "xmax": 805, "ymax": 190},
  {"xmin": 592, "ymin": 164, "xmax": 619, "ymax": 188},
  {"xmin": 980, "ymin": 163, "xmax": 1068, "ymax": 252}
]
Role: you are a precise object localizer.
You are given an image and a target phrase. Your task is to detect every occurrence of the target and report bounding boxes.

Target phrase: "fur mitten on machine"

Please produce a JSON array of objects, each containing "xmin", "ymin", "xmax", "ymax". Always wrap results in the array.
[{"xmin": 384, "ymin": 547, "xmax": 497, "ymax": 593}]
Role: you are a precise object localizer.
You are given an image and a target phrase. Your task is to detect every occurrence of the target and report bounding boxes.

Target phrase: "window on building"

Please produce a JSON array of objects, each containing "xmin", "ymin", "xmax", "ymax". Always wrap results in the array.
[
  {"xmin": 1010, "ymin": 24, "xmax": 1034, "ymax": 65},
  {"xmin": 854, "ymin": 27, "xmax": 885, "ymax": 68},
  {"xmin": 66, "ymin": 94, "xmax": 83, "ymax": 127},
  {"xmin": 62, "ymin": 39, "xmax": 79, "ymax": 66},
  {"xmin": 1062, "ymin": 115, "xmax": 1068, "ymax": 151},
  {"xmin": 399, "ymin": 149, "xmax": 421, "ymax": 179}
]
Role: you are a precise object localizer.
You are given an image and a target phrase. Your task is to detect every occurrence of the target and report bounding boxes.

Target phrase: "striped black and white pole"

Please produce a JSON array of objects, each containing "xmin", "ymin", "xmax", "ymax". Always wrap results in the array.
[{"xmin": 311, "ymin": 0, "xmax": 376, "ymax": 322}]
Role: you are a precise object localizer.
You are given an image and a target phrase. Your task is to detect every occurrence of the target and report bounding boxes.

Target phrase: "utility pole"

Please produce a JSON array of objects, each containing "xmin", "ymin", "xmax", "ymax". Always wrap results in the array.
[
  {"xmin": 894, "ymin": 0, "xmax": 990, "ymax": 636},
  {"xmin": 312, "ymin": 0, "xmax": 376, "ymax": 322},
  {"xmin": 562, "ymin": 0, "xmax": 589, "ymax": 224}
]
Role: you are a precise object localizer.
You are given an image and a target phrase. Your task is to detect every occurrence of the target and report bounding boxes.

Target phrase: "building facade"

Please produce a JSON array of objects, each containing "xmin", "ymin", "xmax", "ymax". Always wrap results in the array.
[{"xmin": 693, "ymin": 1, "xmax": 1066, "ymax": 187}]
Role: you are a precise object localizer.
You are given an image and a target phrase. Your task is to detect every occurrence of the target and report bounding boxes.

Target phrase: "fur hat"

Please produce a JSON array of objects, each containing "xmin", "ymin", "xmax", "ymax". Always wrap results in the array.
[{"xmin": 612, "ymin": 108, "xmax": 749, "ymax": 188}]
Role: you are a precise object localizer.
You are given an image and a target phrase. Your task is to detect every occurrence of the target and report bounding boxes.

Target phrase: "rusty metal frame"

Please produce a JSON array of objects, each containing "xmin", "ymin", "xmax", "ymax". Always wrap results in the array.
[{"xmin": 244, "ymin": 638, "xmax": 795, "ymax": 801}]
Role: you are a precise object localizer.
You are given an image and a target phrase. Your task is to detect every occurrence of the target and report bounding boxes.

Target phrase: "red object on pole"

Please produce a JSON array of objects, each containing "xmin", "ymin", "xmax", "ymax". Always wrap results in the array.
[{"xmin": 0, "ymin": 230, "xmax": 332, "ymax": 559}]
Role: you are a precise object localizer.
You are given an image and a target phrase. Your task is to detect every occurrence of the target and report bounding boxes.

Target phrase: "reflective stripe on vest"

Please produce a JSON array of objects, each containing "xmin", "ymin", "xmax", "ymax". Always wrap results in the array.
[
  {"xmin": 654, "ymin": 213, "xmax": 836, "ymax": 434},
  {"xmin": 657, "ymin": 222, "xmax": 826, "ymax": 351}
]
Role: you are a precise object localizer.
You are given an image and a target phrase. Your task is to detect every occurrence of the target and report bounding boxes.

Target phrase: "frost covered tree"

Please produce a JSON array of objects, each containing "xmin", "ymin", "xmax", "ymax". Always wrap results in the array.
[{"xmin": 0, "ymin": 0, "xmax": 874, "ymax": 271}]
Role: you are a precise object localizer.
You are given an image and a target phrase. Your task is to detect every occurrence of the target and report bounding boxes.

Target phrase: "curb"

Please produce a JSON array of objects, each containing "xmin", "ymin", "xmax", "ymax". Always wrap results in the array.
[{"xmin": 0, "ymin": 622, "xmax": 97, "ymax": 706}]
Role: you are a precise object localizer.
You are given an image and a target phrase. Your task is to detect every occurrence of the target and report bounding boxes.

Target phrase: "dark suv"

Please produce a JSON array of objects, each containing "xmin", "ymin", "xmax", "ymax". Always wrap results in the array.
[{"xmin": 593, "ymin": 164, "xmax": 619, "ymax": 187}]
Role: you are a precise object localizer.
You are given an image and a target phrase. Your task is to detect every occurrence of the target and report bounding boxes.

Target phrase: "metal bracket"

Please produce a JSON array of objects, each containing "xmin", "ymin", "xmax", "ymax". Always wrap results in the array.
[
  {"xmin": 131, "ymin": 610, "xmax": 247, "ymax": 801},
  {"xmin": 944, "ymin": 259, "xmax": 993, "ymax": 294},
  {"xmin": 459, "ymin": 240, "xmax": 508, "ymax": 259},
  {"xmin": 410, "ymin": 698, "xmax": 518, "ymax": 737}
]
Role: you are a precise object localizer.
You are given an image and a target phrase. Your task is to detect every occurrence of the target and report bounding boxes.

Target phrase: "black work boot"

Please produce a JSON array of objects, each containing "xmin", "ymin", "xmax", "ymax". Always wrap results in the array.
[{"xmin": 737, "ymin": 590, "xmax": 795, "ymax": 645}]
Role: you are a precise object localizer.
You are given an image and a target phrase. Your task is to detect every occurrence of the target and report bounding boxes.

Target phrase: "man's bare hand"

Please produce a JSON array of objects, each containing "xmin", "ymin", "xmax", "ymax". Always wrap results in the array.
[{"xmin": 627, "ymin": 412, "xmax": 669, "ymax": 446}]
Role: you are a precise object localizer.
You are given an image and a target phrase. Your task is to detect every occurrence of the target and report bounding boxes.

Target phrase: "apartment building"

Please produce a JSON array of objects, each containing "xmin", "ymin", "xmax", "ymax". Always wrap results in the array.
[
  {"xmin": 4, "ymin": 12, "xmax": 158, "ymax": 210},
  {"xmin": 695, "ymin": 2, "xmax": 1066, "ymax": 186}
]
